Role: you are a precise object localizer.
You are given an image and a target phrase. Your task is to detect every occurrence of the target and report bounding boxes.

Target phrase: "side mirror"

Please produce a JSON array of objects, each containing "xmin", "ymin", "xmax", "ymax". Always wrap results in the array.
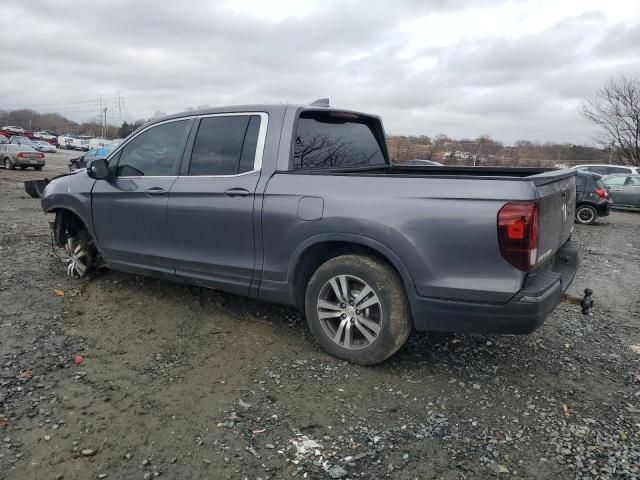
[{"xmin": 86, "ymin": 158, "xmax": 110, "ymax": 180}]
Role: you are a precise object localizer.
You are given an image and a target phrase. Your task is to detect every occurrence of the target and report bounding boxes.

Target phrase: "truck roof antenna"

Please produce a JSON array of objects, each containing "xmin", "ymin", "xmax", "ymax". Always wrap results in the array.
[{"xmin": 309, "ymin": 98, "xmax": 330, "ymax": 107}]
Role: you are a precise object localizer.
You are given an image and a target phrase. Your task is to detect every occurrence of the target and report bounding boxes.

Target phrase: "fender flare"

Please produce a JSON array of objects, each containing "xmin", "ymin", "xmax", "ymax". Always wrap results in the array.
[{"xmin": 287, "ymin": 232, "xmax": 417, "ymax": 296}]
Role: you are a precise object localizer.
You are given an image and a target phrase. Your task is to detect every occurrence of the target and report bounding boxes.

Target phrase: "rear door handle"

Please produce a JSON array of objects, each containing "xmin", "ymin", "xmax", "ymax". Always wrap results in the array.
[
  {"xmin": 145, "ymin": 187, "xmax": 167, "ymax": 196},
  {"xmin": 223, "ymin": 188, "xmax": 250, "ymax": 198}
]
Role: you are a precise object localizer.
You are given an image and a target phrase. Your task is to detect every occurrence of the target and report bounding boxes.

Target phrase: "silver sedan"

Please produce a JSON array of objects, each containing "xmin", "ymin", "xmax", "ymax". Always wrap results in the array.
[{"xmin": 0, "ymin": 143, "xmax": 45, "ymax": 170}]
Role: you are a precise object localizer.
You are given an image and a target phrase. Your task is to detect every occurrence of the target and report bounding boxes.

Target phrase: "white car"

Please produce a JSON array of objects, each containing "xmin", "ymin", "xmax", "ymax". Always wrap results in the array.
[
  {"xmin": 572, "ymin": 164, "xmax": 639, "ymax": 176},
  {"xmin": 2, "ymin": 125, "xmax": 25, "ymax": 135},
  {"xmin": 33, "ymin": 131, "xmax": 58, "ymax": 142},
  {"xmin": 35, "ymin": 140, "xmax": 57, "ymax": 153}
]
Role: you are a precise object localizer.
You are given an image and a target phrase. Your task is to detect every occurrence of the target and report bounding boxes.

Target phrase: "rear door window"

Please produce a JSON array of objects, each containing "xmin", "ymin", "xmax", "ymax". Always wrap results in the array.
[
  {"xmin": 188, "ymin": 115, "xmax": 260, "ymax": 176},
  {"xmin": 627, "ymin": 177, "xmax": 640, "ymax": 186},
  {"xmin": 293, "ymin": 111, "xmax": 386, "ymax": 170},
  {"xmin": 590, "ymin": 166, "xmax": 609, "ymax": 175}
]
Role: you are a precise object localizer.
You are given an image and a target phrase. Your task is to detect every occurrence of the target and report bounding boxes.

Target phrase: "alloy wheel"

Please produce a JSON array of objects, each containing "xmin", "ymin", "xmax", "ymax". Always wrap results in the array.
[
  {"xmin": 316, "ymin": 274, "xmax": 383, "ymax": 350},
  {"xmin": 64, "ymin": 236, "xmax": 92, "ymax": 278}
]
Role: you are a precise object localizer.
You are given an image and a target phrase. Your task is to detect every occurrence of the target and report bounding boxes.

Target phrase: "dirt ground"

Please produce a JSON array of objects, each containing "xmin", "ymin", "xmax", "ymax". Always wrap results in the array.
[{"xmin": 1, "ymin": 152, "xmax": 640, "ymax": 479}]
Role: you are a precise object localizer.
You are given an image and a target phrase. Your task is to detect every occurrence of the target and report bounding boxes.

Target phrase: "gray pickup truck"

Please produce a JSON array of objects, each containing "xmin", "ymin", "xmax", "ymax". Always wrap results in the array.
[{"xmin": 41, "ymin": 101, "xmax": 579, "ymax": 364}]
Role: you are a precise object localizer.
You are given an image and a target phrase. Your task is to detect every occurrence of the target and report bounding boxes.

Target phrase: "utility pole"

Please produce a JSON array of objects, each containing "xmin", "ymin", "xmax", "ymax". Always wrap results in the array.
[
  {"xmin": 115, "ymin": 94, "xmax": 124, "ymax": 125},
  {"xmin": 103, "ymin": 107, "xmax": 108, "ymax": 138}
]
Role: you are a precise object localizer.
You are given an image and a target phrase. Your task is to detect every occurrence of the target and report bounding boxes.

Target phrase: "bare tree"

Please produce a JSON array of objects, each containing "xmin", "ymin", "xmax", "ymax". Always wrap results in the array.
[
  {"xmin": 580, "ymin": 74, "xmax": 640, "ymax": 165},
  {"xmin": 294, "ymin": 134, "xmax": 377, "ymax": 169}
]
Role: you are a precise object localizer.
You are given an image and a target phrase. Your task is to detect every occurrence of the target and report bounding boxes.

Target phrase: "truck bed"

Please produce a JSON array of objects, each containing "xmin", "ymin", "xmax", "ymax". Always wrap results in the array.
[{"xmin": 286, "ymin": 165, "xmax": 576, "ymax": 186}]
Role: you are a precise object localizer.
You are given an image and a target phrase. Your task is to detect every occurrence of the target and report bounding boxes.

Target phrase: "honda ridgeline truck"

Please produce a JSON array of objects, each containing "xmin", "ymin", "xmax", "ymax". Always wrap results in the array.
[{"xmin": 40, "ymin": 101, "xmax": 579, "ymax": 364}]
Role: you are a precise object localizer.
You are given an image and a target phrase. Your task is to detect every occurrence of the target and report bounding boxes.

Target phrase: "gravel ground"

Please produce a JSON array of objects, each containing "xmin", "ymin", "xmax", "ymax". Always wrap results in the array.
[{"xmin": 1, "ymin": 153, "xmax": 640, "ymax": 479}]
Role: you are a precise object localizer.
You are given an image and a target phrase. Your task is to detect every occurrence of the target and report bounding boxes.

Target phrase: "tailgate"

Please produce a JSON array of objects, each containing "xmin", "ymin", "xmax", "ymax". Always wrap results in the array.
[{"xmin": 534, "ymin": 170, "xmax": 576, "ymax": 265}]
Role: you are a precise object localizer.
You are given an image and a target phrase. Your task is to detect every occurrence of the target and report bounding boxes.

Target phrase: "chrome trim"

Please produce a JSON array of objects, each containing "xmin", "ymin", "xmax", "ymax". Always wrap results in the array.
[{"xmin": 176, "ymin": 170, "xmax": 260, "ymax": 179}]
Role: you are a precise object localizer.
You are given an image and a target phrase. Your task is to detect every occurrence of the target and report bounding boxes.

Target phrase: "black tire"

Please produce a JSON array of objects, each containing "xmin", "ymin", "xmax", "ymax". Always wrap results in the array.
[
  {"xmin": 33, "ymin": 166, "xmax": 43, "ymax": 171},
  {"xmin": 4, "ymin": 158, "xmax": 14, "ymax": 170},
  {"xmin": 19, "ymin": 165, "xmax": 27, "ymax": 170},
  {"xmin": 304, "ymin": 254, "xmax": 411, "ymax": 365},
  {"xmin": 575, "ymin": 204, "xmax": 598, "ymax": 225}
]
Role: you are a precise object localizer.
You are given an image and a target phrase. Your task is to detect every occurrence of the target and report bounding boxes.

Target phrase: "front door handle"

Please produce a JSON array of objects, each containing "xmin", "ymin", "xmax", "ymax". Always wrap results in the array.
[
  {"xmin": 223, "ymin": 188, "xmax": 250, "ymax": 198},
  {"xmin": 145, "ymin": 187, "xmax": 167, "ymax": 196}
]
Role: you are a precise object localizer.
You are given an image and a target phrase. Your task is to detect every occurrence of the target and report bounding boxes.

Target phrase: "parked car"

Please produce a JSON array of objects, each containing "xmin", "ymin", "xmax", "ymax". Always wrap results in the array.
[
  {"xmin": 1, "ymin": 143, "xmax": 45, "ymax": 170},
  {"xmin": 40, "ymin": 102, "xmax": 579, "ymax": 364},
  {"xmin": 574, "ymin": 171, "xmax": 612, "ymax": 224},
  {"xmin": 10, "ymin": 136, "xmax": 39, "ymax": 148},
  {"xmin": 57, "ymin": 136, "xmax": 89, "ymax": 151},
  {"xmin": 69, "ymin": 144, "xmax": 117, "ymax": 171},
  {"xmin": 2, "ymin": 125, "xmax": 25, "ymax": 135},
  {"xmin": 35, "ymin": 140, "xmax": 57, "ymax": 153},
  {"xmin": 0, "ymin": 134, "xmax": 8, "ymax": 144},
  {"xmin": 403, "ymin": 159, "xmax": 444, "ymax": 166},
  {"xmin": 602, "ymin": 174, "xmax": 640, "ymax": 210},
  {"xmin": 573, "ymin": 164, "xmax": 639, "ymax": 175},
  {"xmin": 33, "ymin": 130, "xmax": 58, "ymax": 142}
]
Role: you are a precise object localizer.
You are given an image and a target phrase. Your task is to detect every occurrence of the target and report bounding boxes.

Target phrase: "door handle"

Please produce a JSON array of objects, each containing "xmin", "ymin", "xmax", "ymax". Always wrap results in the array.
[
  {"xmin": 612, "ymin": 188, "xmax": 623, "ymax": 191},
  {"xmin": 223, "ymin": 188, "xmax": 250, "ymax": 198},
  {"xmin": 145, "ymin": 187, "xmax": 167, "ymax": 196}
]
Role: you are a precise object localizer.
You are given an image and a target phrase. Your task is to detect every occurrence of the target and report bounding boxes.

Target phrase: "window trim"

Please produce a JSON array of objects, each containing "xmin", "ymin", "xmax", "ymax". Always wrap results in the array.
[
  {"xmin": 181, "ymin": 112, "xmax": 269, "ymax": 178},
  {"xmin": 106, "ymin": 116, "xmax": 196, "ymax": 179}
]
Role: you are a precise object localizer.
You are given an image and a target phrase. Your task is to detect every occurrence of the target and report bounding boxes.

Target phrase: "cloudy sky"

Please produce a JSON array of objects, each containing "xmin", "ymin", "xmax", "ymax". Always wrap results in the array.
[{"xmin": 1, "ymin": 0, "xmax": 639, "ymax": 143}]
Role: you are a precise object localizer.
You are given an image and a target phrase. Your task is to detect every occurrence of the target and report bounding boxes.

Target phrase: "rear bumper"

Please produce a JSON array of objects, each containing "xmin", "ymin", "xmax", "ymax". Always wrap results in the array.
[
  {"xmin": 14, "ymin": 159, "xmax": 45, "ymax": 167},
  {"xmin": 596, "ymin": 200, "xmax": 612, "ymax": 217},
  {"xmin": 410, "ymin": 238, "xmax": 580, "ymax": 334}
]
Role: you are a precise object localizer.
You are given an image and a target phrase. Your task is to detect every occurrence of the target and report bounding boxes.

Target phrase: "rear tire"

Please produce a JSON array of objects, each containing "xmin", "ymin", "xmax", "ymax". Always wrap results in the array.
[
  {"xmin": 304, "ymin": 254, "xmax": 411, "ymax": 365},
  {"xmin": 34, "ymin": 166, "xmax": 43, "ymax": 171},
  {"xmin": 575, "ymin": 205, "xmax": 598, "ymax": 225}
]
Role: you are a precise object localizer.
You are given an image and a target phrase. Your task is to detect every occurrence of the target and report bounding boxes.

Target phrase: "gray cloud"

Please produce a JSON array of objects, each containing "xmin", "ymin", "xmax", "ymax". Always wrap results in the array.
[{"xmin": 0, "ymin": 0, "xmax": 637, "ymax": 143}]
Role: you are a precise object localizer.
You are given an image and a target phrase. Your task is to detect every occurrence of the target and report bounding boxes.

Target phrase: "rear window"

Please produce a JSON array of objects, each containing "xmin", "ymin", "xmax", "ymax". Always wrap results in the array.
[
  {"xmin": 595, "ymin": 178, "xmax": 607, "ymax": 190},
  {"xmin": 293, "ymin": 111, "xmax": 386, "ymax": 170},
  {"xmin": 608, "ymin": 166, "xmax": 631, "ymax": 174}
]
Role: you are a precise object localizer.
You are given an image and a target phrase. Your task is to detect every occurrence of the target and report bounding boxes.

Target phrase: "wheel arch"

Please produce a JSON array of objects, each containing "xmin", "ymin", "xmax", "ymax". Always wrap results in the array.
[
  {"xmin": 289, "ymin": 233, "xmax": 416, "ymax": 310},
  {"xmin": 49, "ymin": 207, "xmax": 92, "ymax": 247}
]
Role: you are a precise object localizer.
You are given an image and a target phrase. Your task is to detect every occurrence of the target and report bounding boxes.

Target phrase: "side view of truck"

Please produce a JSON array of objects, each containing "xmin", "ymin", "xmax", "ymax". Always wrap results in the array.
[{"xmin": 40, "ymin": 101, "xmax": 579, "ymax": 364}]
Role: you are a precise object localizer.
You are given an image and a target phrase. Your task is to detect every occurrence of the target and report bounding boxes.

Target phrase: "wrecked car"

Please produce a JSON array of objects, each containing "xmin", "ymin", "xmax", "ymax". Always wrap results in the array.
[{"xmin": 40, "ymin": 101, "xmax": 579, "ymax": 364}]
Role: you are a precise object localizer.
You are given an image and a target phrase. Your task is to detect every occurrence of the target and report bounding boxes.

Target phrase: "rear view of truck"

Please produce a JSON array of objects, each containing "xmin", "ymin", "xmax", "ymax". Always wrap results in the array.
[{"xmin": 262, "ymin": 105, "xmax": 580, "ymax": 364}]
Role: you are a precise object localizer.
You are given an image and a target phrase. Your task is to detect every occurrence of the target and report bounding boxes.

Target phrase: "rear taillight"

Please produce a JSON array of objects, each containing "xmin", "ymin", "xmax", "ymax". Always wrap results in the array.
[
  {"xmin": 39, "ymin": 153, "xmax": 45, "ymax": 159},
  {"xmin": 17, "ymin": 152, "xmax": 24, "ymax": 158},
  {"xmin": 595, "ymin": 188, "xmax": 608, "ymax": 199},
  {"xmin": 497, "ymin": 202, "xmax": 539, "ymax": 271}
]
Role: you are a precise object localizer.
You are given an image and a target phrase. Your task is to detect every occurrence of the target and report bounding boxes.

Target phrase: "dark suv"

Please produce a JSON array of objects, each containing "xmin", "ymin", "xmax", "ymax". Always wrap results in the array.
[{"xmin": 575, "ymin": 171, "xmax": 612, "ymax": 224}]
